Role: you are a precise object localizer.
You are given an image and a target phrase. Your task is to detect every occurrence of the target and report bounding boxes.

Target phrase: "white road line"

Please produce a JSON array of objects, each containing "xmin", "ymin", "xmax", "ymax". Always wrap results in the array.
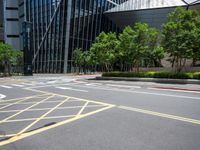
[
  {"xmin": 0, "ymin": 94, "xmax": 6, "ymax": 99},
  {"xmin": 106, "ymin": 84, "xmax": 141, "ymax": 89},
  {"xmin": 56, "ymin": 87, "xmax": 71, "ymax": 90},
  {"xmin": 85, "ymin": 83, "xmax": 103, "ymax": 86},
  {"xmin": 67, "ymin": 84, "xmax": 200, "ymax": 100},
  {"xmin": 55, "ymin": 87, "xmax": 88, "ymax": 92},
  {"xmin": 47, "ymin": 81, "xmax": 57, "ymax": 84},
  {"xmin": 148, "ymin": 88, "xmax": 200, "ymax": 94},
  {"xmin": 0, "ymin": 85, "xmax": 12, "ymax": 89},
  {"xmin": 21, "ymin": 82, "xmax": 34, "ymax": 86},
  {"xmin": 11, "ymin": 84, "xmax": 25, "ymax": 87},
  {"xmin": 74, "ymin": 81, "xmax": 88, "ymax": 84}
]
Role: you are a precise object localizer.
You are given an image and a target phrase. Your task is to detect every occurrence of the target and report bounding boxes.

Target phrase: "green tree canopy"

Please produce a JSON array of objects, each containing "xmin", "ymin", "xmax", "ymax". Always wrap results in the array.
[
  {"xmin": 162, "ymin": 7, "xmax": 200, "ymax": 72},
  {"xmin": 118, "ymin": 23, "xmax": 164, "ymax": 71},
  {"xmin": 0, "ymin": 42, "xmax": 23, "ymax": 75},
  {"xmin": 72, "ymin": 48, "xmax": 84, "ymax": 67},
  {"xmin": 89, "ymin": 32, "xmax": 119, "ymax": 71}
]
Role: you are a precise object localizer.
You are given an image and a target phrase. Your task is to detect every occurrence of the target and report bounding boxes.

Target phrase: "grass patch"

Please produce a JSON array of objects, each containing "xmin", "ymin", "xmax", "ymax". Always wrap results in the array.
[{"xmin": 102, "ymin": 72, "xmax": 200, "ymax": 80}]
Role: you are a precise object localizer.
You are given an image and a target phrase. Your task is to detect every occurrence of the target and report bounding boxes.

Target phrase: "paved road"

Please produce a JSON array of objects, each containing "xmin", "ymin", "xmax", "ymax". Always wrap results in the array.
[{"xmin": 0, "ymin": 74, "xmax": 200, "ymax": 150}]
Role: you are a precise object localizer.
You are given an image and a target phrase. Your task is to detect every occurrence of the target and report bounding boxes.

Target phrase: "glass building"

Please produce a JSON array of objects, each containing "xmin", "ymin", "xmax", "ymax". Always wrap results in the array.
[
  {"xmin": 19, "ymin": 0, "xmax": 200, "ymax": 73},
  {"xmin": 24, "ymin": 0, "xmax": 128, "ymax": 73}
]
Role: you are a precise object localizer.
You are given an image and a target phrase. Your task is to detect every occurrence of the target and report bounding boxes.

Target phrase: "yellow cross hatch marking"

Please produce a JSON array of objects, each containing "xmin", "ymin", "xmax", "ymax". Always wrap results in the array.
[
  {"xmin": 0, "ymin": 93, "xmax": 114, "ymax": 147},
  {"xmin": 17, "ymin": 97, "xmax": 70, "ymax": 135},
  {"xmin": 0, "ymin": 95, "xmax": 55, "ymax": 124}
]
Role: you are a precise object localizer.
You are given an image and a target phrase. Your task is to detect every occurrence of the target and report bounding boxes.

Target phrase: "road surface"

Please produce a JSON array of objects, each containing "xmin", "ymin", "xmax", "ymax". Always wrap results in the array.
[{"xmin": 0, "ymin": 74, "xmax": 199, "ymax": 150}]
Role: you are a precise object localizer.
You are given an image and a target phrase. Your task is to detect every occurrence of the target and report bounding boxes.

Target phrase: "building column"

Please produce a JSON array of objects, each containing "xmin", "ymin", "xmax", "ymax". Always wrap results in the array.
[{"xmin": 63, "ymin": 0, "xmax": 72, "ymax": 73}]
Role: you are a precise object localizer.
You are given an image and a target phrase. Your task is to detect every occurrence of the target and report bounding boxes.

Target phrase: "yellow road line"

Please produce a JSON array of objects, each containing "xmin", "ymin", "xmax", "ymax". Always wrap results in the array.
[
  {"xmin": 0, "ymin": 105, "xmax": 114, "ymax": 146},
  {"xmin": 118, "ymin": 106, "xmax": 200, "ymax": 125},
  {"xmin": 17, "ymin": 97, "xmax": 70, "ymax": 135},
  {"xmin": 5, "ymin": 115, "xmax": 76, "ymax": 123},
  {"xmin": 0, "ymin": 105, "xmax": 103, "ymax": 113},
  {"xmin": 25, "ymin": 88, "xmax": 113, "ymax": 106},
  {"xmin": 0, "ymin": 134, "xmax": 16, "ymax": 138},
  {"xmin": 27, "ymin": 87, "xmax": 200, "ymax": 125},
  {"xmin": 76, "ymin": 101, "xmax": 89, "ymax": 116},
  {"xmin": 0, "ymin": 99, "xmax": 63, "ymax": 105},
  {"xmin": 0, "ymin": 97, "xmax": 32, "ymax": 110},
  {"xmin": 0, "ymin": 94, "xmax": 48, "ymax": 103},
  {"xmin": 0, "ymin": 86, "xmax": 114, "ymax": 146},
  {"xmin": 0, "ymin": 95, "xmax": 55, "ymax": 124}
]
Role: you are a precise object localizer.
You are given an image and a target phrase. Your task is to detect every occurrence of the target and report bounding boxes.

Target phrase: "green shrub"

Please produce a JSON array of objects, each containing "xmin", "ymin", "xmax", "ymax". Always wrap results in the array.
[
  {"xmin": 102, "ymin": 71, "xmax": 200, "ymax": 80},
  {"xmin": 193, "ymin": 72, "xmax": 200, "ymax": 79}
]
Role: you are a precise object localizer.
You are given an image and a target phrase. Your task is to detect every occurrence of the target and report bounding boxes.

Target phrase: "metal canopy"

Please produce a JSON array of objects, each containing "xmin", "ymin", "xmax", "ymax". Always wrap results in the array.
[{"xmin": 106, "ymin": 0, "xmax": 188, "ymax": 13}]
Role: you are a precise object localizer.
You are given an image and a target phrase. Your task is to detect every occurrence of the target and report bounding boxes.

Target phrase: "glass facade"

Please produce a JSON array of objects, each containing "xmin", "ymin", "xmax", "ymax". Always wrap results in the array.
[
  {"xmin": 25, "ymin": 0, "xmax": 120, "ymax": 73},
  {"xmin": 25, "ymin": 0, "xmax": 200, "ymax": 73},
  {"xmin": 25, "ymin": 0, "xmax": 69, "ymax": 73},
  {"xmin": 67, "ymin": 0, "xmax": 123, "ymax": 72}
]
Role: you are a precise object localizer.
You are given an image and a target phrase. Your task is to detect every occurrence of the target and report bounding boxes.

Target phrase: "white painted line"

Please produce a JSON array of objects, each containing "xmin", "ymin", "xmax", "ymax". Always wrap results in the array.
[
  {"xmin": 47, "ymin": 81, "xmax": 57, "ymax": 84},
  {"xmin": 0, "ymin": 94, "xmax": 6, "ymax": 99},
  {"xmin": 73, "ymin": 81, "xmax": 87, "ymax": 84},
  {"xmin": 85, "ymin": 83, "xmax": 102, "ymax": 86},
  {"xmin": 148, "ymin": 88, "xmax": 200, "ymax": 94},
  {"xmin": 21, "ymin": 82, "xmax": 34, "ymax": 86},
  {"xmin": 55, "ymin": 87, "xmax": 88, "ymax": 92},
  {"xmin": 11, "ymin": 84, "xmax": 25, "ymax": 87},
  {"xmin": 66, "ymin": 84, "xmax": 200, "ymax": 100},
  {"xmin": 56, "ymin": 87, "xmax": 71, "ymax": 90},
  {"xmin": 106, "ymin": 84, "xmax": 141, "ymax": 89},
  {"xmin": 0, "ymin": 85, "xmax": 12, "ymax": 89},
  {"xmin": 25, "ymin": 83, "xmax": 80, "ymax": 89}
]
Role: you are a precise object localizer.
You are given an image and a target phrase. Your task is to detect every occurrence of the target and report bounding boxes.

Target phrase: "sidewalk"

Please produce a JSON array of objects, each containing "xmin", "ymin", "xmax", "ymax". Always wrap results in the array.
[{"xmin": 95, "ymin": 76, "xmax": 200, "ymax": 85}]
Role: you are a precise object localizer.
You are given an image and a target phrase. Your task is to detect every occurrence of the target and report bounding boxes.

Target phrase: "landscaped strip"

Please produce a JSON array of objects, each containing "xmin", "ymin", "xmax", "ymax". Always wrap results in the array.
[{"xmin": 102, "ymin": 72, "xmax": 200, "ymax": 80}]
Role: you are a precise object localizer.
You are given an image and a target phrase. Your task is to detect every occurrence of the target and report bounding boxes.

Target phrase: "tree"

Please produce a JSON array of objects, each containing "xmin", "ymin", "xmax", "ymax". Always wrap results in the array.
[
  {"xmin": 192, "ymin": 16, "xmax": 200, "ymax": 64},
  {"xmin": 0, "ymin": 42, "xmax": 23, "ymax": 75},
  {"xmin": 72, "ymin": 48, "xmax": 83, "ymax": 67},
  {"xmin": 89, "ymin": 32, "xmax": 119, "ymax": 72},
  {"xmin": 117, "ymin": 26, "xmax": 135, "ymax": 70},
  {"xmin": 118, "ymin": 23, "xmax": 163, "ymax": 72},
  {"xmin": 145, "ymin": 28, "xmax": 164, "ymax": 67},
  {"xmin": 11, "ymin": 50, "xmax": 23, "ymax": 66},
  {"xmin": 0, "ymin": 43, "xmax": 12, "ymax": 75},
  {"xmin": 162, "ymin": 7, "xmax": 200, "ymax": 72}
]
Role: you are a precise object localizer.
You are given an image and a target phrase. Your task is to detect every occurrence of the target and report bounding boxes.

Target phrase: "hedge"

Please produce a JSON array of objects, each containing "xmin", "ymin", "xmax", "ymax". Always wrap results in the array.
[{"xmin": 102, "ymin": 72, "xmax": 200, "ymax": 80}]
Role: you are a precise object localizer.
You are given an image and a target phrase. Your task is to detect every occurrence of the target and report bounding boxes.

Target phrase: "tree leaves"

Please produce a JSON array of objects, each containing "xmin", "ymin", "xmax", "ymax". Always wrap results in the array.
[
  {"xmin": 162, "ymin": 7, "xmax": 200, "ymax": 72},
  {"xmin": 0, "ymin": 42, "xmax": 23, "ymax": 75}
]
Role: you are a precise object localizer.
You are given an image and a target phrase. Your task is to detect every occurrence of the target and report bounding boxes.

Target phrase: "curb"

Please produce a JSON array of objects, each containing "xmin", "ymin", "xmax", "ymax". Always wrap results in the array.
[{"xmin": 95, "ymin": 77, "xmax": 200, "ymax": 85}]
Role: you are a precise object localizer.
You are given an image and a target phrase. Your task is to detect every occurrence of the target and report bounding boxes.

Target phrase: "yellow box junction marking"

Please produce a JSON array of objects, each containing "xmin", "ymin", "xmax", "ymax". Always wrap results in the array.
[{"xmin": 0, "ymin": 93, "xmax": 115, "ymax": 146}]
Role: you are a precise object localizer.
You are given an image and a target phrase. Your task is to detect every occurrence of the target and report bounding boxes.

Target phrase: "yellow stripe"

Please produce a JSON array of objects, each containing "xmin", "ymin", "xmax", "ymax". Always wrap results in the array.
[
  {"xmin": 0, "ymin": 105, "xmax": 114, "ymax": 146},
  {"xmin": 118, "ymin": 106, "xmax": 200, "ymax": 125},
  {"xmin": 0, "ymin": 104, "xmax": 103, "ymax": 113},
  {"xmin": 0, "ymin": 95, "xmax": 55, "ymax": 124},
  {"xmin": 25, "ymin": 88, "xmax": 113, "ymax": 106},
  {"xmin": 17, "ymin": 97, "xmax": 70, "ymax": 135},
  {"xmin": 0, "ymin": 97, "xmax": 32, "ymax": 110},
  {"xmin": 5, "ymin": 115, "xmax": 76, "ymax": 123},
  {"xmin": 0, "ymin": 94, "xmax": 48, "ymax": 103},
  {"xmin": 76, "ymin": 101, "xmax": 89, "ymax": 116}
]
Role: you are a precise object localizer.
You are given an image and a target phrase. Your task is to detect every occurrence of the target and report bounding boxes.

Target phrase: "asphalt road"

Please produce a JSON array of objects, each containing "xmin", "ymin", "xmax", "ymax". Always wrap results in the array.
[{"xmin": 0, "ymin": 74, "xmax": 199, "ymax": 150}]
